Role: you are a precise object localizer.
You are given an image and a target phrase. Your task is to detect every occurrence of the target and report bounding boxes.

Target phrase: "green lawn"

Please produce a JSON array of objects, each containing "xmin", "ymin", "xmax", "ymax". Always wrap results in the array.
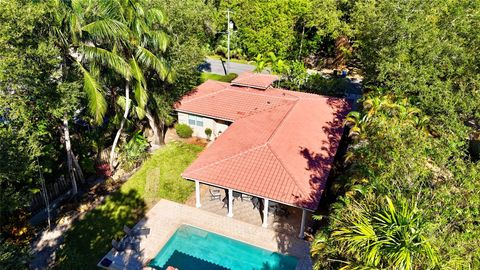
[
  {"xmin": 201, "ymin": 72, "xmax": 238, "ymax": 83},
  {"xmin": 54, "ymin": 142, "xmax": 204, "ymax": 269},
  {"xmin": 207, "ymin": 54, "xmax": 253, "ymax": 65}
]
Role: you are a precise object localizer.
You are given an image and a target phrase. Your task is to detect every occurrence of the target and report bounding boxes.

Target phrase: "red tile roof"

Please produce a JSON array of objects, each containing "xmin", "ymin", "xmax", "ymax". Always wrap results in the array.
[
  {"xmin": 178, "ymin": 75, "xmax": 350, "ymax": 210},
  {"xmin": 231, "ymin": 71, "xmax": 279, "ymax": 89}
]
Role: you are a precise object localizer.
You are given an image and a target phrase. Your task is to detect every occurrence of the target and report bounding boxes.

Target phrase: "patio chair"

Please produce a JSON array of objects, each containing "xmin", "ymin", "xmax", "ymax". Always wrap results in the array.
[
  {"xmin": 112, "ymin": 240, "xmax": 126, "ymax": 252},
  {"xmin": 251, "ymin": 197, "xmax": 260, "ymax": 210},
  {"xmin": 136, "ymin": 227, "xmax": 150, "ymax": 237},
  {"xmin": 240, "ymin": 193, "xmax": 252, "ymax": 201},
  {"xmin": 209, "ymin": 189, "xmax": 222, "ymax": 201}
]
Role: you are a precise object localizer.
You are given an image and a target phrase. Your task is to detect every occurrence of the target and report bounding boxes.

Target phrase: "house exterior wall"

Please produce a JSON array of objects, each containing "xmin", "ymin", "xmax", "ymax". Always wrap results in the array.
[{"xmin": 178, "ymin": 112, "xmax": 229, "ymax": 140}]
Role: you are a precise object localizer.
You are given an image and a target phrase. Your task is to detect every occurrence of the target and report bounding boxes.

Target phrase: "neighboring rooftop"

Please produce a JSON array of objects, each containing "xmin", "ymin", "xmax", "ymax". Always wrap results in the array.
[
  {"xmin": 231, "ymin": 71, "xmax": 279, "ymax": 89},
  {"xmin": 177, "ymin": 73, "xmax": 350, "ymax": 211}
]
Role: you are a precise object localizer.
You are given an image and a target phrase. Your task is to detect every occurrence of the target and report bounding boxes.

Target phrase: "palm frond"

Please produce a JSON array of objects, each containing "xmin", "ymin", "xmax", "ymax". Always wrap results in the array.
[
  {"xmin": 148, "ymin": 30, "xmax": 168, "ymax": 52},
  {"xmin": 81, "ymin": 45, "xmax": 131, "ymax": 79},
  {"xmin": 76, "ymin": 63, "xmax": 107, "ymax": 124},
  {"xmin": 135, "ymin": 106, "xmax": 146, "ymax": 120},
  {"xmin": 146, "ymin": 8, "xmax": 166, "ymax": 24},
  {"xmin": 82, "ymin": 18, "xmax": 129, "ymax": 41},
  {"xmin": 133, "ymin": 80, "xmax": 148, "ymax": 110},
  {"xmin": 129, "ymin": 58, "xmax": 146, "ymax": 88},
  {"xmin": 135, "ymin": 46, "xmax": 169, "ymax": 80},
  {"xmin": 96, "ymin": 0, "xmax": 125, "ymax": 21},
  {"xmin": 116, "ymin": 95, "xmax": 127, "ymax": 111}
]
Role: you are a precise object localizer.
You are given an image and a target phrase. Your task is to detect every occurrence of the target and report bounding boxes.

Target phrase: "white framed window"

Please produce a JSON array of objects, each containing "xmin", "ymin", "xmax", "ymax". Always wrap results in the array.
[{"xmin": 188, "ymin": 115, "xmax": 203, "ymax": 127}]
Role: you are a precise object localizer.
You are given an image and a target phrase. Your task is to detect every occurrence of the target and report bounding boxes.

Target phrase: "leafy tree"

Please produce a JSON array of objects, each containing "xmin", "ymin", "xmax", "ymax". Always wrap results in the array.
[
  {"xmin": 215, "ymin": 0, "xmax": 344, "ymax": 60},
  {"xmin": 0, "ymin": 0, "xmax": 75, "ymax": 266},
  {"xmin": 314, "ymin": 1, "xmax": 480, "ymax": 267}
]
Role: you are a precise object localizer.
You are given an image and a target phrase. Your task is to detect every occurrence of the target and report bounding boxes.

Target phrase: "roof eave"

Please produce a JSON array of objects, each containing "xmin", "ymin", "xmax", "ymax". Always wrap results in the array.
[
  {"xmin": 182, "ymin": 175, "xmax": 317, "ymax": 212},
  {"xmin": 175, "ymin": 109, "xmax": 234, "ymax": 123}
]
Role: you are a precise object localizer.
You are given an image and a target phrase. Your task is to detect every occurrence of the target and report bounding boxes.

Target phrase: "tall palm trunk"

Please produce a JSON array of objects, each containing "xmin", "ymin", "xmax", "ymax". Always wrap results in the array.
[
  {"xmin": 145, "ymin": 108, "xmax": 165, "ymax": 145},
  {"xmin": 110, "ymin": 82, "xmax": 131, "ymax": 169},
  {"xmin": 63, "ymin": 116, "xmax": 78, "ymax": 195}
]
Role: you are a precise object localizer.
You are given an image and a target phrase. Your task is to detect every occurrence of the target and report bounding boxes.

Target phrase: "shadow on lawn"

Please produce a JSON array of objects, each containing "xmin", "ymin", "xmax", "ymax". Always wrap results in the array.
[{"xmin": 54, "ymin": 189, "xmax": 147, "ymax": 270}]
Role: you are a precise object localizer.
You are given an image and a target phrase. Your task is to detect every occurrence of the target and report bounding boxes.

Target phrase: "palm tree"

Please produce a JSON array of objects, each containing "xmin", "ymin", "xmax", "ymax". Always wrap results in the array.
[
  {"xmin": 51, "ymin": 0, "xmax": 124, "ymax": 194},
  {"xmin": 97, "ymin": 0, "xmax": 172, "ymax": 168},
  {"xmin": 54, "ymin": 0, "xmax": 172, "ymax": 170},
  {"xmin": 313, "ymin": 196, "xmax": 439, "ymax": 270}
]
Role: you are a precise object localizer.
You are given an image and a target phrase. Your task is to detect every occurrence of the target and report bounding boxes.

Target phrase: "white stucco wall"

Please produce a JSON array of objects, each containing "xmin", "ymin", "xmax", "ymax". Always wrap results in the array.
[{"xmin": 178, "ymin": 112, "xmax": 229, "ymax": 140}]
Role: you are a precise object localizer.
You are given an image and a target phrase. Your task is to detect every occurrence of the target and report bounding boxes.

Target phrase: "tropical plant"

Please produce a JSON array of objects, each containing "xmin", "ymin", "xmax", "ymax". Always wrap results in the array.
[
  {"xmin": 253, "ymin": 54, "xmax": 267, "ymax": 73},
  {"xmin": 118, "ymin": 130, "xmax": 150, "ymax": 171},
  {"xmin": 312, "ymin": 196, "xmax": 439, "ymax": 270}
]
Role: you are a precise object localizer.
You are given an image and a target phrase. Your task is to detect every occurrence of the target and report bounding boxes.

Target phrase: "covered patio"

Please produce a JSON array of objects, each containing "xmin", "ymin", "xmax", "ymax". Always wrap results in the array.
[{"xmin": 185, "ymin": 182, "xmax": 314, "ymax": 239}]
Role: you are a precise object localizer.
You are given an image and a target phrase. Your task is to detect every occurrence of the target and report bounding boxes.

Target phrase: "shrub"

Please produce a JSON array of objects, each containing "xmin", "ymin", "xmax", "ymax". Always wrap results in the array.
[
  {"xmin": 175, "ymin": 123, "xmax": 193, "ymax": 138},
  {"xmin": 119, "ymin": 131, "xmax": 150, "ymax": 171},
  {"xmin": 95, "ymin": 162, "xmax": 112, "ymax": 178},
  {"xmin": 204, "ymin": 128, "xmax": 212, "ymax": 139}
]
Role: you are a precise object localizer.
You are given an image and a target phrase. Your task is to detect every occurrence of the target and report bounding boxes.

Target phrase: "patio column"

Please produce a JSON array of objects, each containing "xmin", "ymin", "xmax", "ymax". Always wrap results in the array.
[
  {"xmin": 227, "ymin": 189, "xmax": 234, "ymax": 217},
  {"xmin": 298, "ymin": 209, "xmax": 307, "ymax": 238},
  {"xmin": 262, "ymin": 198, "xmax": 269, "ymax": 227},
  {"xmin": 195, "ymin": 180, "xmax": 201, "ymax": 208}
]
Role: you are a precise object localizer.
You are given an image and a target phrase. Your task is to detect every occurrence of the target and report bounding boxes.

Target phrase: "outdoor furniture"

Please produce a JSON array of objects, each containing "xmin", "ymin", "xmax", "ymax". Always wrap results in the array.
[
  {"xmin": 209, "ymin": 189, "xmax": 222, "ymax": 201},
  {"xmin": 251, "ymin": 197, "xmax": 261, "ymax": 210},
  {"xmin": 134, "ymin": 227, "xmax": 150, "ymax": 237},
  {"xmin": 222, "ymin": 196, "xmax": 228, "ymax": 208},
  {"xmin": 267, "ymin": 203, "xmax": 290, "ymax": 218},
  {"xmin": 112, "ymin": 239, "xmax": 126, "ymax": 252},
  {"xmin": 241, "ymin": 193, "xmax": 252, "ymax": 201}
]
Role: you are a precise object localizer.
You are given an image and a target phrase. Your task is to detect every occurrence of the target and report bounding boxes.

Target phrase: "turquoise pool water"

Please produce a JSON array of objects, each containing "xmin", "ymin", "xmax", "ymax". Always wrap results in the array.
[{"xmin": 149, "ymin": 225, "xmax": 298, "ymax": 270}]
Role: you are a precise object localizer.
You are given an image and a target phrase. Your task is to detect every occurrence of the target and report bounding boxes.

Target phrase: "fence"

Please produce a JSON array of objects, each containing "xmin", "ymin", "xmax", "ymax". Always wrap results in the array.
[{"xmin": 31, "ymin": 176, "xmax": 72, "ymax": 213}]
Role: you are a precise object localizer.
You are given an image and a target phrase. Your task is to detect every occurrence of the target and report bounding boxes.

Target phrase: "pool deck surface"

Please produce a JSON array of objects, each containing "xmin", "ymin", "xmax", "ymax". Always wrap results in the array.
[{"xmin": 99, "ymin": 199, "xmax": 312, "ymax": 270}]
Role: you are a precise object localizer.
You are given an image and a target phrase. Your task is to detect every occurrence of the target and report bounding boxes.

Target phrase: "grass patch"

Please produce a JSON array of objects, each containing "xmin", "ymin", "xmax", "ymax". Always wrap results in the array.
[
  {"xmin": 54, "ymin": 142, "xmax": 204, "ymax": 269},
  {"xmin": 201, "ymin": 72, "xmax": 238, "ymax": 83},
  {"xmin": 207, "ymin": 54, "xmax": 253, "ymax": 65}
]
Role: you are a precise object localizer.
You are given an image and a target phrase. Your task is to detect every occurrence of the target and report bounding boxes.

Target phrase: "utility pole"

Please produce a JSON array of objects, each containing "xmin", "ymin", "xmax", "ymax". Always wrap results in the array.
[{"xmin": 226, "ymin": 9, "xmax": 234, "ymax": 74}]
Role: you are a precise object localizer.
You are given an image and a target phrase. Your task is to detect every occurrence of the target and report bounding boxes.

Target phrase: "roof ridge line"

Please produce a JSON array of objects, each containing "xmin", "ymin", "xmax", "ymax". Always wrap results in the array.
[
  {"xmin": 183, "ymin": 143, "xmax": 268, "ymax": 175},
  {"xmin": 227, "ymin": 87, "xmax": 297, "ymax": 100},
  {"xmin": 265, "ymin": 99, "xmax": 298, "ymax": 142},
  {"xmin": 234, "ymin": 100, "xmax": 295, "ymax": 121},
  {"xmin": 265, "ymin": 143, "xmax": 309, "ymax": 197}
]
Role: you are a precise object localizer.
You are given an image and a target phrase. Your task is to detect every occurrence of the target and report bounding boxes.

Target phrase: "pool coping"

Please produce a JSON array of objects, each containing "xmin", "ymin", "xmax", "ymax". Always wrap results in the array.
[
  {"xmin": 148, "ymin": 223, "xmax": 300, "ymax": 269},
  {"xmin": 98, "ymin": 199, "xmax": 312, "ymax": 270}
]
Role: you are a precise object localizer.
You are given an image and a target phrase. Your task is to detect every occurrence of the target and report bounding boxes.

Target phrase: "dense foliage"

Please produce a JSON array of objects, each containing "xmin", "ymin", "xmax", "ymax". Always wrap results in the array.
[
  {"xmin": 312, "ymin": 0, "xmax": 480, "ymax": 269},
  {"xmin": 0, "ymin": 0, "xmax": 209, "ymax": 267},
  {"xmin": 211, "ymin": 0, "xmax": 346, "ymax": 63}
]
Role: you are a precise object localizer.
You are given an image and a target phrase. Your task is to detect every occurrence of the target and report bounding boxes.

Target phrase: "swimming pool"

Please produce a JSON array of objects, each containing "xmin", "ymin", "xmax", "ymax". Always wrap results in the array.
[{"xmin": 149, "ymin": 225, "xmax": 298, "ymax": 270}]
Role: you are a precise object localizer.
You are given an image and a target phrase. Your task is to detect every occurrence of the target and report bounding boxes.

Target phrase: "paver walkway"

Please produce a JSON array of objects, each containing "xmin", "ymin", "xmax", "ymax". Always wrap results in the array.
[{"xmin": 100, "ymin": 199, "xmax": 312, "ymax": 270}]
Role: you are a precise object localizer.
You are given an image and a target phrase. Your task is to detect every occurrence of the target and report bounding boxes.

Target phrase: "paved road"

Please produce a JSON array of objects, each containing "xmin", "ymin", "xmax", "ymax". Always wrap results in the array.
[{"xmin": 200, "ymin": 58, "xmax": 267, "ymax": 75}]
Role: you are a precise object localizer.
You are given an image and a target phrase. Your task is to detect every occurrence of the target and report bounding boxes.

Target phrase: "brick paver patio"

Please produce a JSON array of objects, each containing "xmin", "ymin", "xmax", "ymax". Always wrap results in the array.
[{"xmin": 99, "ymin": 199, "xmax": 312, "ymax": 270}]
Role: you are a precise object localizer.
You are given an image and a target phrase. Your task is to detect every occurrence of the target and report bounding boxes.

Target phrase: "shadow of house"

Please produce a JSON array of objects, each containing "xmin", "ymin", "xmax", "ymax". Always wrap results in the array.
[
  {"xmin": 293, "ymin": 97, "xmax": 350, "ymax": 210},
  {"xmin": 54, "ymin": 189, "xmax": 147, "ymax": 269},
  {"xmin": 272, "ymin": 97, "xmax": 350, "ymax": 256}
]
